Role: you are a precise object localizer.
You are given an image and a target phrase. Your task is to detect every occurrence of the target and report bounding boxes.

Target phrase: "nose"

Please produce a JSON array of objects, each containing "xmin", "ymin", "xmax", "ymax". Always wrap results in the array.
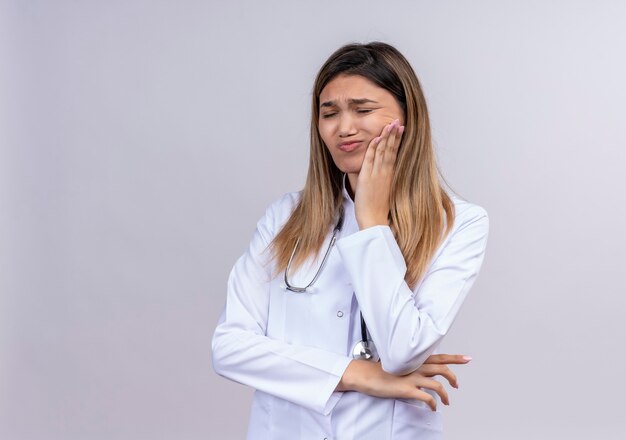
[{"xmin": 338, "ymin": 113, "xmax": 357, "ymax": 138}]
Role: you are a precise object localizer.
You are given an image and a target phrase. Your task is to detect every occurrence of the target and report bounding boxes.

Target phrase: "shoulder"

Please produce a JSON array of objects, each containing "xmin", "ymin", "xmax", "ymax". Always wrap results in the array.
[
  {"xmin": 449, "ymin": 193, "xmax": 489, "ymax": 232},
  {"xmin": 265, "ymin": 190, "xmax": 302, "ymax": 222},
  {"xmin": 423, "ymin": 194, "xmax": 490, "ymax": 270},
  {"xmin": 257, "ymin": 190, "xmax": 302, "ymax": 237},
  {"xmin": 438, "ymin": 194, "xmax": 490, "ymax": 254}
]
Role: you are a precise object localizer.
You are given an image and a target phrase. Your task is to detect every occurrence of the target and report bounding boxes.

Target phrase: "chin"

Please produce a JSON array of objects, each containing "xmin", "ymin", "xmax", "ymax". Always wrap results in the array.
[
  {"xmin": 335, "ymin": 163, "xmax": 361, "ymax": 174},
  {"xmin": 336, "ymin": 155, "xmax": 365, "ymax": 174}
]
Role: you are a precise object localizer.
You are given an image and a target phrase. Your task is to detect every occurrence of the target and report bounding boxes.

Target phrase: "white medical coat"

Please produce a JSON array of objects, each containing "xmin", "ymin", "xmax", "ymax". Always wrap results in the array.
[{"xmin": 212, "ymin": 175, "xmax": 490, "ymax": 440}]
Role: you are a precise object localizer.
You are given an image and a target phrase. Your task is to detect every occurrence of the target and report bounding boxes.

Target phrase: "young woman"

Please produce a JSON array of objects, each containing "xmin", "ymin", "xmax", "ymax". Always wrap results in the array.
[{"xmin": 212, "ymin": 42, "xmax": 490, "ymax": 439}]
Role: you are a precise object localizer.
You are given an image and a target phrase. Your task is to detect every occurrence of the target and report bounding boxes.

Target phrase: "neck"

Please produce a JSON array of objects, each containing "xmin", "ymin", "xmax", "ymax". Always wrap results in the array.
[{"xmin": 346, "ymin": 173, "xmax": 358, "ymax": 201}]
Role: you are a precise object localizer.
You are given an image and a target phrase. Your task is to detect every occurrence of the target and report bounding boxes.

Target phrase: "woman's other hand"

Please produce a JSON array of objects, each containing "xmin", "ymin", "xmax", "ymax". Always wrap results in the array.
[
  {"xmin": 418, "ymin": 354, "xmax": 472, "ymax": 390},
  {"xmin": 335, "ymin": 354, "xmax": 471, "ymax": 411},
  {"xmin": 354, "ymin": 119, "xmax": 404, "ymax": 230}
]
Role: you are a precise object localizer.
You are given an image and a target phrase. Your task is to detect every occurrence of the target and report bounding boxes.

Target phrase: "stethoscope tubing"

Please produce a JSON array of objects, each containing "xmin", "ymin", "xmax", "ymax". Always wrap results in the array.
[{"xmin": 283, "ymin": 205, "xmax": 378, "ymax": 361}]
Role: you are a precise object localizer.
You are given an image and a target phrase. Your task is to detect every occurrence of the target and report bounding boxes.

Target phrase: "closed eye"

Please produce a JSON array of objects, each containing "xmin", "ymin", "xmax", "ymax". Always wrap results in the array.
[{"xmin": 321, "ymin": 112, "xmax": 337, "ymax": 119}]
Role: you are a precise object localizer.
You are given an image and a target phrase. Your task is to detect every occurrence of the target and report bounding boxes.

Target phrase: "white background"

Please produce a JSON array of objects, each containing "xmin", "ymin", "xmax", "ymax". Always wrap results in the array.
[{"xmin": 1, "ymin": 1, "xmax": 625, "ymax": 439}]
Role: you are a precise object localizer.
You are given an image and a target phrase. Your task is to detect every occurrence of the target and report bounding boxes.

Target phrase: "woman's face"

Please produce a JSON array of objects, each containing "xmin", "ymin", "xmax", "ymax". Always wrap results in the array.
[{"xmin": 318, "ymin": 74, "xmax": 405, "ymax": 175}]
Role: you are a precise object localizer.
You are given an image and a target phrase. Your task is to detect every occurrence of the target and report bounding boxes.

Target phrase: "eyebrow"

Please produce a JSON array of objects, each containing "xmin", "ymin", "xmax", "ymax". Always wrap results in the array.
[{"xmin": 320, "ymin": 98, "xmax": 379, "ymax": 108}]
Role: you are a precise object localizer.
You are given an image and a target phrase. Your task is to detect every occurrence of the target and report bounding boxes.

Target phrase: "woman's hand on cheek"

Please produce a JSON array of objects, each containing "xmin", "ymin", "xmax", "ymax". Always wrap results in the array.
[{"xmin": 354, "ymin": 119, "xmax": 404, "ymax": 230}]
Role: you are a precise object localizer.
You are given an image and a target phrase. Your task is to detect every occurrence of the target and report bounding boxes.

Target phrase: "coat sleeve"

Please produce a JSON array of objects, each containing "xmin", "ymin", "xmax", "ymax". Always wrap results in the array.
[
  {"xmin": 335, "ymin": 204, "xmax": 490, "ymax": 376},
  {"xmin": 211, "ymin": 195, "xmax": 352, "ymax": 415}
]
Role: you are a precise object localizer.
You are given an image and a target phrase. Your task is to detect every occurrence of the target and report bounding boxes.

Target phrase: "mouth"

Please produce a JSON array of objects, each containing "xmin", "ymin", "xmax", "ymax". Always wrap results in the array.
[{"xmin": 338, "ymin": 141, "xmax": 363, "ymax": 152}]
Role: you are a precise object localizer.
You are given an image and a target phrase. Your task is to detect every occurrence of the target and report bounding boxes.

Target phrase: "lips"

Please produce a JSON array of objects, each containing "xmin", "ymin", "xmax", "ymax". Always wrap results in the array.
[{"xmin": 338, "ymin": 141, "xmax": 362, "ymax": 152}]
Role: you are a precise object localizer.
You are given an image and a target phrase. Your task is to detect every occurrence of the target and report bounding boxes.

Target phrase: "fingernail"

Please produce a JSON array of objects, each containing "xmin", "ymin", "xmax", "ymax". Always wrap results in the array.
[
  {"xmin": 462, "ymin": 356, "xmax": 472, "ymax": 362},
  {"xmin": 374, "ymin": 136, "xmax": 381, "ymax": 143},
  {"xmin": 399, "ymin": 126, "xmax": 405, "ymax": 135},
  {"xmin": 387, "ymin": 124, "xmax": 393, "ymax": 133}
]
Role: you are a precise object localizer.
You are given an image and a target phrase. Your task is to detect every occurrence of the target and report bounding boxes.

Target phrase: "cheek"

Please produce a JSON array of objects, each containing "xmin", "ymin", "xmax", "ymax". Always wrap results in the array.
[
  {"xmin": 366, "ymin": 111, "xmax": 401, "ymax": 132},
  {"xmin": 318, "ymin": 124, "xmax": 333, "ymax": 146},
  {"xmin": 363, "ymin": 117, "xmax": 390, "ymax": 136}
]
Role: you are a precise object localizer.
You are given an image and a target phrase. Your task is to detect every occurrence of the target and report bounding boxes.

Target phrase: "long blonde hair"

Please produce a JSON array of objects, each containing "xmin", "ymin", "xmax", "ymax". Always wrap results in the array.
[{"xmin": 270, "ymin": 42, "xmax": 455, "ymax": 290}]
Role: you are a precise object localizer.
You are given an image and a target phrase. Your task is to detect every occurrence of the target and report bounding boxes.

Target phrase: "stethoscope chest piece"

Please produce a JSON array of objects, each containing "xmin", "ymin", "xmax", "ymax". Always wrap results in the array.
[
  {"xmin": 352, "ymin": 311, "xmax": 379, "ymax": 361},
  {"xmin": 352, "ymin": 340, "xmax": 379, "ymax": 362}
]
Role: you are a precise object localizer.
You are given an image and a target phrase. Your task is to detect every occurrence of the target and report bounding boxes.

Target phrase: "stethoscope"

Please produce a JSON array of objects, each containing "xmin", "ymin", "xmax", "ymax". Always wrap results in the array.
[{"xmin": 283, "ymin": 207, "xmax": 379, "ymax": 362}]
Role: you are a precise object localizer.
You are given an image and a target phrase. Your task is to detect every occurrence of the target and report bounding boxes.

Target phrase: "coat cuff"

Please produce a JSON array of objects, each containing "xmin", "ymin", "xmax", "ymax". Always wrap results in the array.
[
  {"xmin": 336, "ymin": 225, "xmax": 408, "ymax": 282},
  {"xmin": 319, "ymin": 356, "xmax": 353, "ymax": 416}
]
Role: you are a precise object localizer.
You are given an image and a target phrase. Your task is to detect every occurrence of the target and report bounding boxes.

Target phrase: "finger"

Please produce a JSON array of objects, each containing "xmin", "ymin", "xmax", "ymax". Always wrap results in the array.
[
  {"xmin": 412, "ymin": 389, "xmax": 438, "ymax": 411},
  {"xmin": 381, "ymin": 123, "xmax": 402, "ymax": 172},
  {"xmin": 385, "ymin": 119, "xmax": 399, "ymax": 150},
  {"xmin": 377, "ymin": 120, "xmax": 398, "ymax": 170},
  {"xmin": 360, "ymin": 135, "xmax": 381, "ymax": 176},
  {"xmin": 424, "ymin": 354, "xmax": 472, "ymax": 365},
  {"xmin": 372, "ymin": 121, "xmax": 393, "ymax": 174},
  {"xmin": 373, "ymin": 133, "xmax": 387, "ymax": 174},
  {"xmin": 417, "ymin": 364, "xmax": 458, "ymax": 389},
  {"xmin": 395, "ymin": 125, "xmax": 405, "ymax": 151},
  {"xmin": 416, "ymin": 377, "xmax": 449, "ymax": 406}
]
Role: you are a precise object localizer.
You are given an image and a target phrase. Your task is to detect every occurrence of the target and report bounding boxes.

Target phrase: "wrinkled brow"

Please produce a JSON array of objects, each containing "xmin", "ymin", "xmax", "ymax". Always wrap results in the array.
[{"xmin": 320, "ymin": 98, "xmax": 378, "ymax": 108}]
